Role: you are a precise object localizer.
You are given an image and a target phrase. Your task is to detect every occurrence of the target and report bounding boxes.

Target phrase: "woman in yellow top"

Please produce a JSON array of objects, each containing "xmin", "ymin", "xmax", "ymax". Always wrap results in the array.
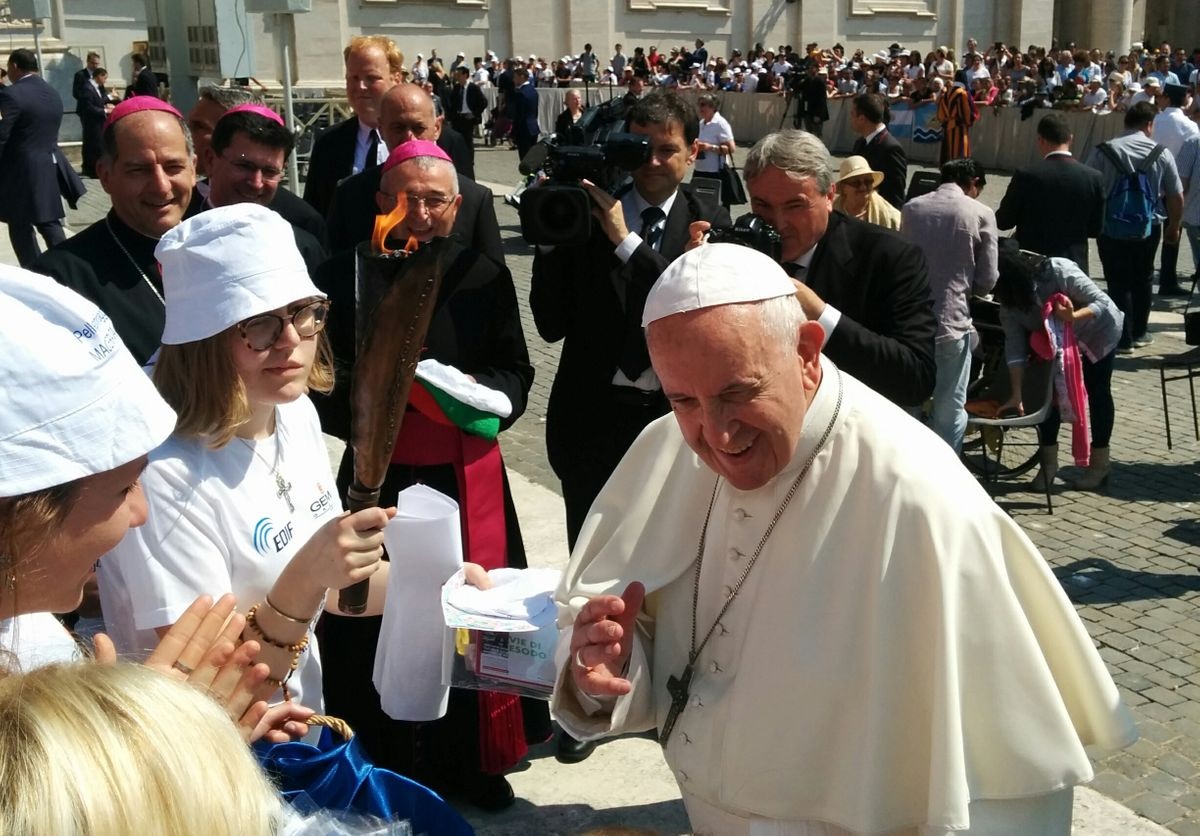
[{"xmin": 832, "ymin": 155, "xmax": 900, "ymax": 230}]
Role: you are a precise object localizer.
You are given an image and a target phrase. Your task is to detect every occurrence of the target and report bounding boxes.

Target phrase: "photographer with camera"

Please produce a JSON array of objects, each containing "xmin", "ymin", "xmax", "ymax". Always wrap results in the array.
[{"xmin": 531, "ymin": 91, "xmax": 728, "ymax": 551}]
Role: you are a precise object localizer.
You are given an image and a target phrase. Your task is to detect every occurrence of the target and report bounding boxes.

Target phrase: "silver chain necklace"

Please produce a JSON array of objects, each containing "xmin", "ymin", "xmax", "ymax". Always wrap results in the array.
[
  {"xmin": 660, "ymin": 369, "xmax": 844, "ymax": 746},
  {"xmin": 104, "ymin": 215, "xmax": 165, "ymax": 306},
  {"xmin": 237, "ymin": 410, "xmax": 294, "ymax": 513}
]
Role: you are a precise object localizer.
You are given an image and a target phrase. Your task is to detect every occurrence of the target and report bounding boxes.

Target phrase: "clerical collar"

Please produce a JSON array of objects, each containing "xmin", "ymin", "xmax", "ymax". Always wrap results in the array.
[
  {"xmin": 737, "ymin": 354, "xmax": 841, "ymax": 493},
  {"xmin": 1044, "ymin": 149, "xmax": 1073, "ymax": 159},
  {"xmin": 106, "ymin": 209, "xmax": 163, "ymax": 248}
]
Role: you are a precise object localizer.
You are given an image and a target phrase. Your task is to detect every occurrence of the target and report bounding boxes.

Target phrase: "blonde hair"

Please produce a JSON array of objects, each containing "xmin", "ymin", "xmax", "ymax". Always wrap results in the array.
[
  {"xmin": 0, "ymin": 662, "xmax": 281, "ymax": 835},
  {"xmin": 153, "ymin": 328, "xmax": 335, "ymax": 449},
  {"xmin": 344, "ymin": 35, "xmax": 405, "ymax": 76}
]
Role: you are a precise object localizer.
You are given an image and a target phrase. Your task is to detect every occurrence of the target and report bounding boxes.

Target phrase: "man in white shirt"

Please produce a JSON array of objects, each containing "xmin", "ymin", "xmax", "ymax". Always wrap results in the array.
[
  {"xmin": 611, "ymin": 44, "xmax": 627, "ymax": 78},
  {"xmin": 1151, "ymin": 83, "xmax": 1199, "ymax": 294}
]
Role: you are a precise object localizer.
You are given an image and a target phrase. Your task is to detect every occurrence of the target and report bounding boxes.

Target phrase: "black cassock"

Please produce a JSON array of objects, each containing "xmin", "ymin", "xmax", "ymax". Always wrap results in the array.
[{"xmin": 312, "ymin": 237, "xmax": 552, "ymax": 792}]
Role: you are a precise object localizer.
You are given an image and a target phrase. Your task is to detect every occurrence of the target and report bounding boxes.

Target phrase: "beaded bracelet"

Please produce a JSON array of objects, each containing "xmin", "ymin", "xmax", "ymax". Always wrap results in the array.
[{"xmin": 246, "ymin": 604, "xmax": 310, "ymax": 654}]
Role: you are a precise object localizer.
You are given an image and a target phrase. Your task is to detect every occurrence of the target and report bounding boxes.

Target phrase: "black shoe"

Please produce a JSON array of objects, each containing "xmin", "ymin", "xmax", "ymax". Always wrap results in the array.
[
  {"xmin": 463, "ymin": 773, "xmax": 516, "ymax": 812},
  {"xmin": 555, "ymin": 731, "xmax": 597, "ymax": 764},
  {"xmin": 1159, "ymin": 284, "xmax": 1189, "ymax": 297}
]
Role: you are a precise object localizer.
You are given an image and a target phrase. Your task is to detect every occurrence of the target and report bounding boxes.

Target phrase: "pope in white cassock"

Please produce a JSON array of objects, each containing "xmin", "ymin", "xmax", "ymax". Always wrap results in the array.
[{"xmin": 550, "ymin": 243, "xmax": 1137, "ymax": 835}]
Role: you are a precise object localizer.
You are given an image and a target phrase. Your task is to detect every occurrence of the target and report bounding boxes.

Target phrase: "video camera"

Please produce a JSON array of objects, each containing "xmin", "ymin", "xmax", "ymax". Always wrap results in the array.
[{"xmin": 518, "ymin": 98, "xmax": 651, "ymax": 246}]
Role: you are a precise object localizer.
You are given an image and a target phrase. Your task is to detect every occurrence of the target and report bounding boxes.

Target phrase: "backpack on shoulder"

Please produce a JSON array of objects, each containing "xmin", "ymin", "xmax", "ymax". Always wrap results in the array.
[{"xmin": 1097, "ymin": 141, "xmax": 1165, "ymax": 240}]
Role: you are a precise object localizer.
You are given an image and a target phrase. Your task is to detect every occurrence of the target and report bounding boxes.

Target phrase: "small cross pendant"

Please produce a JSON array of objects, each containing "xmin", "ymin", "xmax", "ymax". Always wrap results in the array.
[
  {"xmin": 659, "ymin": 661, "xmax": 694, "ymax": 746},
  {"xmin": 276, "ymin": 474, "xmax": 295, "ymax": 513}
]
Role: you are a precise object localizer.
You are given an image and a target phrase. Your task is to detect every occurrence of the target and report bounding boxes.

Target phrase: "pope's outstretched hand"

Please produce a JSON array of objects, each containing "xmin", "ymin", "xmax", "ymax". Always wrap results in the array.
[{"xmin": 569, "ymin": 581, "xmax": 645, "ymax": 697}]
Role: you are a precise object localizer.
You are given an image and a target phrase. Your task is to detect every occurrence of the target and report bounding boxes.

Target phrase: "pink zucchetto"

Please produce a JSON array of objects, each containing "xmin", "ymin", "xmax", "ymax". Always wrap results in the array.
[
  {"xmin": 103, "ymin": 96, "xmax": 184, "ymax": 131},
  {"xmin": 382, "ymin": 139, "xmax": 452, "ymax": 173},
  {"xmin": 221, "ymin": 103, "xmax": 286, "ymax": 126}
]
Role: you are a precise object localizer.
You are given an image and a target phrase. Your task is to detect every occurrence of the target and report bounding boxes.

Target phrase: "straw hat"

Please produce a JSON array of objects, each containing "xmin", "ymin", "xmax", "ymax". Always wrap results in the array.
[{"xmin": 835, "ymin": 156, "xmax": 884, "ymax": 188}]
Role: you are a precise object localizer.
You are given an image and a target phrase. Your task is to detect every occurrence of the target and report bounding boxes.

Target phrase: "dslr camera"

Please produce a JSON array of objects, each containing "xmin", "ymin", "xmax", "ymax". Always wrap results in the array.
[
  {"xmin": 519, "ymin": 99, "xmax": 651, "ymax": 246},
  {"xmin": 706, "ymin": 214, "xmax": 783, "ymax": 262}
]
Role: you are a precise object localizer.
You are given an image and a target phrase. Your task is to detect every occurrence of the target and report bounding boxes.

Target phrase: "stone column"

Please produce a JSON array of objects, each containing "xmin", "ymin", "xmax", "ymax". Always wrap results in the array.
[
  {"xmin": 1089, "ymin": 0, "xmax": 1134, "ymax": 54},
  {"xmin": 1007, "ymin": 0, "xmax": 1055, "ymax": 53}
]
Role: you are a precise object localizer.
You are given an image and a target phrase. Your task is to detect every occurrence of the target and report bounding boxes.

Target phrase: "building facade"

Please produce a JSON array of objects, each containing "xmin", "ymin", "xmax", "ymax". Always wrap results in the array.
[{"xmin": 3, "ymin": 0, "xmax": 1196, "ymax": 129}]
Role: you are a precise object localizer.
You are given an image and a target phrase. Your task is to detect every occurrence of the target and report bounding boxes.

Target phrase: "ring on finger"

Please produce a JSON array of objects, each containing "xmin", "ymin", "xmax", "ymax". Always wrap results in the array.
[
  {"xmin": 574, "ymin": 649, "xmax": 591, "ymax": 670},
  {"xmin": 173, "ymin": 660, "xmax": 194, "ymax": 675}
]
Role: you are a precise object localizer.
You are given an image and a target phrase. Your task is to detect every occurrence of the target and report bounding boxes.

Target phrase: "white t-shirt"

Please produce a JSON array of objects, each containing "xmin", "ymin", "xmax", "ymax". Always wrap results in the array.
[
  {"xmin": 742, "ymin": 73, "xmax": 758, "ymax": 93},
  {"xmin": 694, "ymin": 112, "xmax": 734, "ymax": 173},
  {"xmin": 0, "ymin": 613, "xmax": 80, "ymax": 671},
  {"xmin": 97, "ymin": 396, "xmax": 341, "ymax": 710}
]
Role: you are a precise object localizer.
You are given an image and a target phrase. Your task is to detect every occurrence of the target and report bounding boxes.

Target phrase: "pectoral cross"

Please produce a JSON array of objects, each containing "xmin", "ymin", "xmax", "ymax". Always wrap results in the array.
[
  {"xmin": 275, "ymin": 473, "xmax": 295, "ymax": 513},
  {"xmin": 659, "ymin": 661, "xmax": 694, "ymax": 746}
]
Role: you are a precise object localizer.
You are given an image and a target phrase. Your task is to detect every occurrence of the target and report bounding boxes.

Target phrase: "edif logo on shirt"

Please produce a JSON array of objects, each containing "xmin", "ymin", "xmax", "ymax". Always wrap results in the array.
[{"xmin": 252, "ymin": 517, "xmax": 295, "ymax": 556}]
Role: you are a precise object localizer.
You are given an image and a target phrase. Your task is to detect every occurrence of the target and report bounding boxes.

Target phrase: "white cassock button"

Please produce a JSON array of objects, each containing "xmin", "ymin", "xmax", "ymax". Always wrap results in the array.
[
  {"xmin": 733, "ymin": 508, "xmax": 748, "ymax": 521},
  {"xmin": 718, "ymin": 623, "xmax": 730, "ymax": 636},
  {"xmin": 728, "ymin": 547, "xmax": 743, "ymax": 561},
  {"xmin": 723, "ymin": 585, "xmax": 733, "ymax": 599},
  {"xmin": 709, "ymin": 660, "xmax": 721, "ymax": 673},
  {"xmin": 690, "ymin": 694, "xmax": 703, "ymax": 708}
]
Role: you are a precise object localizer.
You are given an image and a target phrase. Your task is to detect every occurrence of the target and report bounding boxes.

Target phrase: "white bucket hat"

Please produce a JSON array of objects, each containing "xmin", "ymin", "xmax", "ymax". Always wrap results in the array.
[
  {"xmin": 155, "ymin": 204, "xmax": 325, "ymax": 345},
  {"xmin": 643, "ymin": 244, "xmax": 795, "ymax": 327},
  {"xmin": 0, "ymin": 265, "xmax": 177, "ymax": 495}
]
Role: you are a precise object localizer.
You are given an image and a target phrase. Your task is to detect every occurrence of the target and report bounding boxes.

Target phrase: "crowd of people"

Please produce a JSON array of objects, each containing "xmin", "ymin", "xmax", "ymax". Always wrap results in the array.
[
  {"xmin": 436, "ymin": 38, "xmax": 1200, "ymax": 114},
  {"xmin": 0, "ymin": 25, "xmax": 1199, "ymax": 834}
]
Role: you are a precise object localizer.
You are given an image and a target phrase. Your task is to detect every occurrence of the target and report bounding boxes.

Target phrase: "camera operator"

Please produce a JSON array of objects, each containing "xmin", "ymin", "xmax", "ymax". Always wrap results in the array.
[
  {"xmin": 531, "ymin": 89, "xmax": 729, "ymax": 551},
  {"xmin": 793, "ymin": 62, "xmax": 830, "ymax": 135}
]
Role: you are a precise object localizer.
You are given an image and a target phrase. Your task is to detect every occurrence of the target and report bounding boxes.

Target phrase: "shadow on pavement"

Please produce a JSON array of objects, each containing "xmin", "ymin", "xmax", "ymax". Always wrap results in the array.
[
  {"xmin": 468, "ymin": 799, "xmax": 689, "ymax": 836},
  {"xmin": 1054, "ymin": 557, "xmax": 1200, "ymax": 603}
]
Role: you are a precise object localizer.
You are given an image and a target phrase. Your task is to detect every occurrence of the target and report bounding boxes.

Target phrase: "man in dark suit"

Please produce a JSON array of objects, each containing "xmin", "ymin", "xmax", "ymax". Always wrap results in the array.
[
  {"xmin": 188, "ymin": 85, "xmax": 328, "ymax": 246},
  {"xmin": 850, "ymin": 92, "xmax": 907, "ymax": 209},
  {"xmin": 446, "ymin": 65, "xmax": 486, "ymax": 155},
  {"xmin": 510, "ymin": 67, "xmax": 540, "ymax": 164},
  {"xmin": 129, "ymin": 53, "xmax": 158, "ymax": 97},
  {"xmin": 532, "ymin": 90, "xmax": 729, "ymax": 572},
  {"xmin": 429, "ymin": 94, "xmax": 475, "ymax": 180},
  {"xmin": 302, "ymin": 35, "xmax": 404, "ymax": 217},
  {"xmin": 0, "ymin": 49, "xmax": 68, "ymax": 267},
  {"xmin": 746, "ymin": 129, "xmax": 936, "ymax": 407},
  {"xmin": 995, "ymin": 112, "xmax": 1105, "ymax": 271},
  {"xmin": 72, "ymin": 51, "xmax": 101, "ymax": 103},
  {"xmin": 73, "ymin": 51, "xmax": 103, "ymax": 174},
  {"xmin": 76, "ymin": 63, "xmax": 111, "ymax": 178},
  {"xmin": 325, "ymin": 84, "xmax": 503, "ymax": 263},
  {"xmin": 794, "ymin": 63, "xmax": 830, "ymax": 136}
]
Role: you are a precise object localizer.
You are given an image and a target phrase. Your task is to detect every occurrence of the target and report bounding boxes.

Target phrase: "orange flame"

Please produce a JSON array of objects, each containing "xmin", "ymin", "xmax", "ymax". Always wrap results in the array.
[{"xmin": 371, "ymin": 196, "xmax": 421, "ymax": 255}]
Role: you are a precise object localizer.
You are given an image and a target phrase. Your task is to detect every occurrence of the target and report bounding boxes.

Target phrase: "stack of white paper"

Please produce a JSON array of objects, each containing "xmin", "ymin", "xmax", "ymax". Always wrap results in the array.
[{"xmin": 373, "ymin": 484, "xmax": 463, "ymax": 722}]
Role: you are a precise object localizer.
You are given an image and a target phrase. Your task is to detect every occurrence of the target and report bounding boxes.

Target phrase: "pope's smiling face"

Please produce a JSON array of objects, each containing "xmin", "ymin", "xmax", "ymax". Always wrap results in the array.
[{"xmin": 648, "ymin": 302, "xmax": 823, "ymax": 491}]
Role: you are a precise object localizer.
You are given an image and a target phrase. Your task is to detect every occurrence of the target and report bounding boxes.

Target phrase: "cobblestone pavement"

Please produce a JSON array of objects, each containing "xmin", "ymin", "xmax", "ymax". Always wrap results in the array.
[{"xmin": 50, "ymin": 143, "xmax": 1200, "ymax": 831}]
